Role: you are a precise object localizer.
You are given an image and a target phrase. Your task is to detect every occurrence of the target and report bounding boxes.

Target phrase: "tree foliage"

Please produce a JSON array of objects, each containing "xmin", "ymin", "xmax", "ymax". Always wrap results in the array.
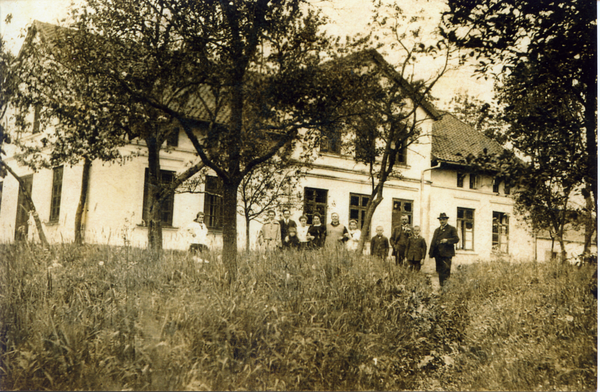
[
  {"xmin": 58, "ymin": 0, "xmax": 362, "ymax": 280},
  {"xmin": 334, "ymin": 2, "xmax": 453, "ymax": 252},
  {"xmin": 443, "ymin": 0, "xmax": 597, "ymax": 259}
]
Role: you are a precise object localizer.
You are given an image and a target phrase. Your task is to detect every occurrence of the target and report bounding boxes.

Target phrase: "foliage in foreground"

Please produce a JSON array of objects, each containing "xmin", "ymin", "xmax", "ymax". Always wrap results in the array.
[{"xmin": 0, "ymin": 244, "xmax": 596, "ymax": 391}]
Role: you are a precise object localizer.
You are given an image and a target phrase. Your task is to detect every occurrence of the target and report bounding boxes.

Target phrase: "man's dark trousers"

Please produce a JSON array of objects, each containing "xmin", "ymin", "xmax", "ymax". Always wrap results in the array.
[{"xmin": 435, "ymin": 256, "xmax": 452, "ymax": 287}]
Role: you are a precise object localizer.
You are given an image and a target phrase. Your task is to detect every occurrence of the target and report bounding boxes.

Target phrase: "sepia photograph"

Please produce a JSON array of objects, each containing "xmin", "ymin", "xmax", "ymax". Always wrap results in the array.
[{"xmin": 0, "ymin": 0, "xmax": 596, "ymax": 390}]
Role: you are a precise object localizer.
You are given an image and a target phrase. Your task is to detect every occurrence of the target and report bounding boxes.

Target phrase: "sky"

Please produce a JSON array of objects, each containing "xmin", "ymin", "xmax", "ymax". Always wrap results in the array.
[{"xmin": 0, "ymin": 0, "xmax": 495, "ymax": 106}]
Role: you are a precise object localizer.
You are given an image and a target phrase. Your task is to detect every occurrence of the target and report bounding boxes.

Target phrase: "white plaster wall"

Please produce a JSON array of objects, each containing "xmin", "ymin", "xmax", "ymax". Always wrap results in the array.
[{"xmin": 429, "ymin": 169, "xmax": 535, "ymax": 264}]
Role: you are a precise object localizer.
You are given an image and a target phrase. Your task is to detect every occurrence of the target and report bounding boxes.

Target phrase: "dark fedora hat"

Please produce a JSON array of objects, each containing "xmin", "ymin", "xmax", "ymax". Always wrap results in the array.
[{"xmin": 437, "ymin": 212, "xmax": 449, "ymax": 220}]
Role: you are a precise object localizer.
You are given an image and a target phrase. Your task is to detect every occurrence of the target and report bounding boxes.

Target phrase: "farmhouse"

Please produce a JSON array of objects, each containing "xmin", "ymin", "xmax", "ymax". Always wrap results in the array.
[{"xmin": 0, "ymin": 21, "xmax": 579, "ymax": 262}]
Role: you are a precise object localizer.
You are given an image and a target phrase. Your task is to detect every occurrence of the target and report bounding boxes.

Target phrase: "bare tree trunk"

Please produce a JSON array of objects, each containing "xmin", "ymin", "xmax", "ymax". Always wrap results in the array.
[
  {"xmin": 146, "ymin": 135, "xmax": 163, "ymax": 252},
  {"xmin": 2, "ymin": 161, "xmax": 49, "ymax": 248},
  {"xmin": 357, "ymin": 191, "xmax": 384, "ymax": 253},
  {"xmin": 245, "ymin": 213, "xmax": 251, "ymax": 251},
  {"xmin": 74, "ymin": 156, "xmax": 92, "ymax": 245},
  {"xmin": 222, "ymin": 180, "xmax": 239, "ymax": 283},
  {"xmin": 583, "ymin": 186, "xmax": 596, "ymax": 256}
]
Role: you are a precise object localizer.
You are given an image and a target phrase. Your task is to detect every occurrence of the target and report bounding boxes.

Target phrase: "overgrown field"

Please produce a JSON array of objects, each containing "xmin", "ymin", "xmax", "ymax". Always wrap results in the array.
[{"xmin": 0, "ymin": 244, "xmax": 596, "ymax": 391}]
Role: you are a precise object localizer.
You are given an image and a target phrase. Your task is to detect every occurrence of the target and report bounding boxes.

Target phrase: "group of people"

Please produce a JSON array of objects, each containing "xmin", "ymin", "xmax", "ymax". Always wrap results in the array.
[
  {"xmin": 186, "ymin": 208, "xmax": 460, "ymax": 287},
  {"xmin": 257, "ymin": 209, "xmax": 363, "ymax": 251},
  {"xmin": 369, "ymin": 212, "xmax": 460, "ymax": 286}
]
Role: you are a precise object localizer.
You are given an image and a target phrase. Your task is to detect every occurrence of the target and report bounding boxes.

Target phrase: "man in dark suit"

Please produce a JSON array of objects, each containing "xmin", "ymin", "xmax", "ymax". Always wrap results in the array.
[
  {"xmin": 429, "ymin": 212, "xmax": 460, "ymax": 287},
  {"xmin": 279, "ymin": 209, "xmax": 297, "ymax": 247},
  {"xmin": 391, "ymin": 215, "xmax": 410, "ymax": 266}
]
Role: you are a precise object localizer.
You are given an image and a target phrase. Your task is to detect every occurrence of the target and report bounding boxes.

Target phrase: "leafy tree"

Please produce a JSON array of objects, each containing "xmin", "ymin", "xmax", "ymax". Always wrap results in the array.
[
  {"xmin": 238, "ymin": 157, "xmax": 305, "ymax": 250},
  {"xmin": 445, "ymin": 92, "xmax": 507, "ymax": 145},
  {"xmin": 62, "ymin": 0, "xmax": 359, "ymax": 280},
  {"xmin": 442, "ymin": 0, "xmax": 597, "ymax": 257},
  {"xmin": 338, "ymin": 3, "xmax": 453, "ymax": 253},
  {"xmin": 442, "ymin": 0, "xmax": 597, "ymax": 259},
  {"xmin": 0, "ymin": 21, "xmax": 49, "ymax": 247}
]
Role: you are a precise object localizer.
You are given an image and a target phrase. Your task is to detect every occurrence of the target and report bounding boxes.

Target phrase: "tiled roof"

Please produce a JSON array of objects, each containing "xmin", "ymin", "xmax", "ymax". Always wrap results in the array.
[{"xmin": 432, "ymin": 112, "xmax": 505, "ymax": 164}]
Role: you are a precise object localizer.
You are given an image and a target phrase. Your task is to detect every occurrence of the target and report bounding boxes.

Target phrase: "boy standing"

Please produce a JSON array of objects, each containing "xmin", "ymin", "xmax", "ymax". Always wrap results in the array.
[
  {"xmin": 405, "ymin": 225, "xmax": 427, "ymax": 271},
  {"xmin": 370, "ymin": 226, "xmax": 390, "ymax": 260}
]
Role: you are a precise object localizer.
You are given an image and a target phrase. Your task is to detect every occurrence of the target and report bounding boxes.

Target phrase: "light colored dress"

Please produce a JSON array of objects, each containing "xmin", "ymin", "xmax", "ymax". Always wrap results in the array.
[
  {"xmin": 186, "ymin": 221, "xmax": 208, "ymax": 246},
  {"xmin": 297, "ymin": 225, "xmax": 310, "ymax": 244},
  {"xmin": 258, "ymin": 220, "xmax": 281, "ymax": 250},
  {"xmin": 347, "ymin": 229, "xmax": 361, "ymax": 251}
]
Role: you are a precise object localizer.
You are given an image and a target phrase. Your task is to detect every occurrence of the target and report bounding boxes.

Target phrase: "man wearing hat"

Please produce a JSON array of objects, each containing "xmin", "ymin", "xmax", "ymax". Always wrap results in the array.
[{"xmin": 429, "ymin": 212, "xmax": 459, "ymax": 287}]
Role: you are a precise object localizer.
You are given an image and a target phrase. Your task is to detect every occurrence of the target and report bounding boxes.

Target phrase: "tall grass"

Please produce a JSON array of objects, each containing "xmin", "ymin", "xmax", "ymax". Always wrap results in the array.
[{"xmin": 0, "ymin": 243, "xmax": 596, "ymax": 390}]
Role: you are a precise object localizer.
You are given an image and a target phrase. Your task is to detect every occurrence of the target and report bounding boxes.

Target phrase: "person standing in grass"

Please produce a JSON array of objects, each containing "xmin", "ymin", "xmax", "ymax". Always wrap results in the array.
[
  {"xmin": 279, "ymin": 208, "xmax": 297, "ymax": 248},
  {"xmin": 391, "ymin": 215, "xmax": 411, "ymax": 266},
  {"xmin": 405, "ymin": 225, "xmax": 427, "ymax": 271},
  {"xmin": 370, "ymin": 226, "xmax": 390, "ymax": 260},
  {"xmin": 258, "ymin": 209, "xmax": 281, "ymax": 250},
  {"xmin": 306, "ymin": 213, "xmax": 326, "ymax": 249},
  {"xmin": 429, "ymin": 212, "xmax": 459, "ymax": 287},
  {"xmin": 346, "ymin": 219, "xmax": 361, "ymax": 251},
  {"xmin": 324, "ymin": 212, "xmax": 349, "ymax": 250},
  {"xmin": 296, "ymin": 215, "xmax": 310, "ymax": 249},
  {"xmin": 185, "ymin": 211, "xmax": 209, "ymax": 257}
]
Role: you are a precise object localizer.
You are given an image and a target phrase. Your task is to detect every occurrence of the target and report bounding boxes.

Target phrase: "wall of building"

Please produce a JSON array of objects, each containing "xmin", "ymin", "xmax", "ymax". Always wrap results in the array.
[{"xmin": 429, "ymin": 168, "xmax": 534, "ymax": 264}]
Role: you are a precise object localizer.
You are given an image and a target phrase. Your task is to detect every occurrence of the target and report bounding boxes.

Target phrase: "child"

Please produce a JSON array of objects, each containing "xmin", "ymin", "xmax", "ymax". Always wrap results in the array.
[
  {"xmin": 370, "ymin": 226, "xmax": 389, "ymax": 260},
  {"xmin": 296, "ymin": 215, "xmax": 310, "ymax": 249},
  {"xmin": 405, "ymin": 225, "xmax": 427, "ymax": 271},
  {"xmin": 283, "ymin": 226, "xmax": 301, "ymax": 250},
  {"xmin": 346, "ymin": 219, "xmax": 361, "ymax": 251}
]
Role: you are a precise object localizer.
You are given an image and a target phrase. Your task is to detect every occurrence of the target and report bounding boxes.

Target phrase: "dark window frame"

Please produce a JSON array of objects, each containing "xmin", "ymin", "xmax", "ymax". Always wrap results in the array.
[
  {"xmin": 469, "ymin": 174, "xmax": 477, "ymax": 189},
  {"xmin": 204, "ymin": 175, "xmax": 224, "ymax": 230},
  {"xmin": 457, "ymin": 207, "xmax": 475, "ymax": 251},
  {"xmin": 457, "ymin": 172, "xmax": 465, "ymax": 188},
  {"xmin": 320, "ymin": 130, "xmax": 342, "ymax": 154},
  {"xmin": 492, "ymin": 211, "xmax": 509, "ymax": 254},
  {"xmin": 349, "ymin": 193, "xmax": 371, "ymax": 232},
  {"xmin": 392, "ymin": 198, "xmax": 414, "ymax": 227},
  {"xmin": 49, "ymin": 166, "xmax": 64, "ymax": 223},
  {"xmin": 303, "ymin": 187, "xmax": 328, "ymax": 225},
  {"xmin": 142, "ymin": 168, "xmax": 176, "ymax": 227},
  {"xmin": 166, "ymin": 127, "xmax": 179, "ymax": 147}
]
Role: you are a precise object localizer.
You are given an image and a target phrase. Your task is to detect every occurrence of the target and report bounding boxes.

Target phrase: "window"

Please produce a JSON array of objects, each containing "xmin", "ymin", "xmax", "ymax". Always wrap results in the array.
[
  {"xmin": 349, "ymin": 193, "xmax": 370, "ymax": 230},
  {"xmin": 142, "ymin": 168, "xmax": 175, "ymax": 226},
  {"xmin": 469, "ymin": 174, "xmax": 477, "ymax": 189},
  {"xmin": 457, "ymin": 207, "xmax": 475, "ymax": 250},
  {"xmin": 457, "ymin": 172, "xmax": 465, "ymax": 188},
  {"xmin": 492, "ymin": 211, "xmax": 509, "ymax": 254},
  {"xmin": 320, "ymin": 130, "xmax": 341, "ymax": 154},
  {"xmin": 303, "ymin": 187, "xmax": 328, "ymax": 224},
  {"xmin": 49, "ymin": 166, "xmax": 64, "ymax": 223},
  {"xmin": 204, "ymin": 175, "xmax": 223, "ymax": 229},
  {"xmin": 166, "ymin": 127, "xmax": 179, "ymax": 147},
  {"xmin": 392, "ymin": 198, "xmax": 413, "ymax": 227},
  {"xmin": 504, "ymin": 183, "xmax": 510, "ymax": 195},
  {"xmin": 493, "ymin": 178, "xmax": 500, "ymax": 193},
  {"xmin": 393, "ymin": 139, "xmax": 408, "ymax": 165}
]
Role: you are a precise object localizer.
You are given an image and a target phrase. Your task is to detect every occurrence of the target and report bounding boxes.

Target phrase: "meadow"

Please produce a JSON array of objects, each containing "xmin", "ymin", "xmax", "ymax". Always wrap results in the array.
[{"xmin": 0, "ymin": 243, "xmax": 596, "ymax": 391}]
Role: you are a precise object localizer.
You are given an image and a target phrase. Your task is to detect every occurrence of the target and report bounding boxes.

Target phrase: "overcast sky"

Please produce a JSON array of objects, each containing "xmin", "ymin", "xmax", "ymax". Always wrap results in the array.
[{"xmin": 0, "ymin": 0, "xmax": 495, "ymax": 105}]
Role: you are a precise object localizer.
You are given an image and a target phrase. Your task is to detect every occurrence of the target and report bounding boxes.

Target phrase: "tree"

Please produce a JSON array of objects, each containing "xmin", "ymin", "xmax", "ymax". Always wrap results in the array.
[
  {"xmin": 238, "ymin": 157, "xmax": 305, "ymax": 250},
  {"xmin": 443, "ymin": 0, "xmax": 597, "ymax": 259},
  {"xmin": 442, "ymin": 0, "xmax": 597, "ymax": 252},
  {"xmin": 336, "ymin": 3, "xmax": 453, "ymax": 253},
  {"xmin": 445, "ymin": 92, "xmax": 507, "ymax": 145},
  {"xmin": 0, "ymin": 21, "xmax": 49, "ymax": 247},
  {"xmin": 63, "ymin": 0, "xmax": 360, "ymax": 281},
  {"xmin": 12, "ymin": 20, "xmax": 207, "ymax": 249}
]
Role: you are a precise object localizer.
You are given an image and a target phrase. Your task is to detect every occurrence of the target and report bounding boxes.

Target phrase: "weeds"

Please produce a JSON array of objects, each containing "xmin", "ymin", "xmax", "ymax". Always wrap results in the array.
[{"xmin": 0, "ymin": 244, "xmax": 596, "ymax": 390}]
